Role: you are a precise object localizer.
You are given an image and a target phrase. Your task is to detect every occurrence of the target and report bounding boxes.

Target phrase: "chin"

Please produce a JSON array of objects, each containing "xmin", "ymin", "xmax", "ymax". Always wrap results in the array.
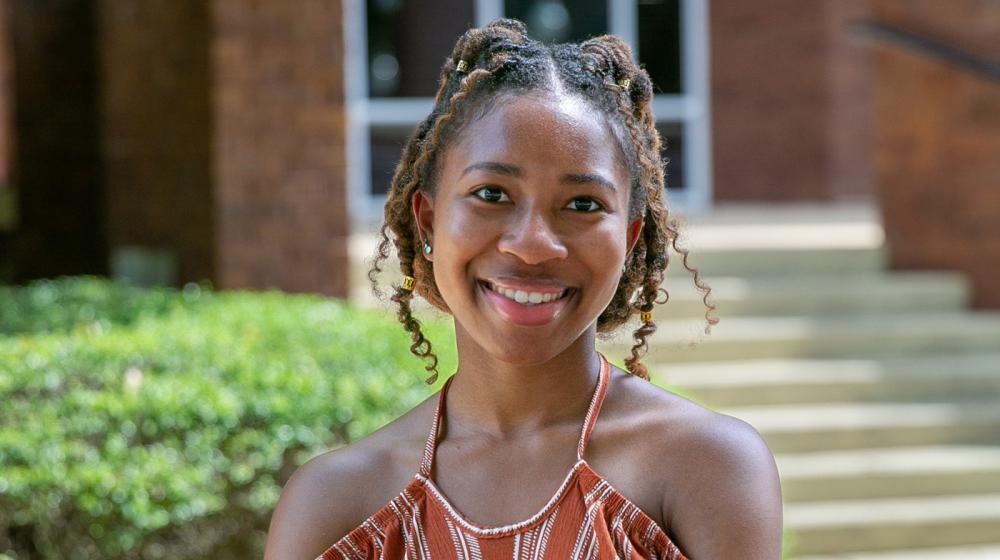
[{"xmin": 477, "ymin": 326, "xmax": 582, "ymax": 366}]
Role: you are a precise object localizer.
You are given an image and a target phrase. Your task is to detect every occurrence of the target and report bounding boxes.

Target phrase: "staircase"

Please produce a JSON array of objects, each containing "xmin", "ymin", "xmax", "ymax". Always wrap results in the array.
[
  {"xmin": 349, "ymin": 204, "xmax": 1000, "ymax": 558},
  {"xmin": 601, "ymin": 206, "xmax": 1000, "ymax": 559}
]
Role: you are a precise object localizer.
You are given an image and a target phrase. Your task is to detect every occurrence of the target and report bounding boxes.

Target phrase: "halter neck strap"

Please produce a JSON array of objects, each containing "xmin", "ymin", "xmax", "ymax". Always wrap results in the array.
[
  {"xmin": 417, "ymin": 353, "xmax": 611, "ymax": 478},
  {"xmin": 576, "ymin": 353, "xmax": 610, "ymax": 461}
]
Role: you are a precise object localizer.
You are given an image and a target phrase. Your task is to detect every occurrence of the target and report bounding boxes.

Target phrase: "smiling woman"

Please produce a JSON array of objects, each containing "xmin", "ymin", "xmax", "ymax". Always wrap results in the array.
[
  {"xmin": 423, "ymin": 91, "xmax": 637, "ymax": 355},
  {"xmin": 265, "ymin": 18, "xmax": 783, "ymax": 560}
]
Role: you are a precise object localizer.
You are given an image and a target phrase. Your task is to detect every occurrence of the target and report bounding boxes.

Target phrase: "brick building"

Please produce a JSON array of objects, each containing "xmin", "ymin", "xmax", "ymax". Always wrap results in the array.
[
  {"xmin": 0, "ymin": 0, "xmax": 996, "ymax": 305},
  {"xmin": 0, "ymin": 0, "xmax": 350, "ymax": 295}
]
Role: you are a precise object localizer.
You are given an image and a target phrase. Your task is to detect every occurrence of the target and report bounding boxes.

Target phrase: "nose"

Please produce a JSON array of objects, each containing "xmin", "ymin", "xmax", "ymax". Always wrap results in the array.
[{"xmin": 496, "ymin": 205, "xmax": 568, "ymax": 265}]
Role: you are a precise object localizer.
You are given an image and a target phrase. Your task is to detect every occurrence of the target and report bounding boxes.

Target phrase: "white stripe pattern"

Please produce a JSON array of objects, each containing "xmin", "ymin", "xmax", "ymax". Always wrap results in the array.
[
  {"xmin": 569, "ymin": 480, "xmax": 615, "ymax": 560},
  {"xmin": 388, "ymin": 499, "xmax": 422, "ymax": 560},
  {"xmin": 532, "ymin": 504, "xmax": 559, "ymax": 560},
  {"xmin": 443, "ymin": 516, "xmax": 483, "ymax": 560},
  {"xmin": 319, "ymin": 469, "xmax": 681, "ymax": 560},
  {"xmin": 401, "ymin": 490, "xmax": 433, "ymax": 560},
  {"xmin": 362, "ymin": 519, "xmax": 385, "ymax": 557}
]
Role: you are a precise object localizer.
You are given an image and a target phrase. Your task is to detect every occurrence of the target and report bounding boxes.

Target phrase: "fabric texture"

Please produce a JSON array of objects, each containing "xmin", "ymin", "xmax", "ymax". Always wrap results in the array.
[{"xmin": 318, "ymin": 353, "xmax": 688, "ymax": 560}]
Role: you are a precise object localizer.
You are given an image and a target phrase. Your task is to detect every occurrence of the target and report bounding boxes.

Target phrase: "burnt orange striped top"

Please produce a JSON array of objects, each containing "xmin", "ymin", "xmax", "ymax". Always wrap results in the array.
[{"xmin": 318, "ymin": 353, "xmax": 688, "ymax": 560}]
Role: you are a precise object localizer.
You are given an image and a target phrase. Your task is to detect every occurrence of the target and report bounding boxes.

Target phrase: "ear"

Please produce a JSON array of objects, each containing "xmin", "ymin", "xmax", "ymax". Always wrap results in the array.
[
  {"xmin": 412, "ymin": 190, "xmax": 435, "ymax": 258},
  {"xmin": 626, "ymin": 218, "xmax": 643, "ymax": 257}
]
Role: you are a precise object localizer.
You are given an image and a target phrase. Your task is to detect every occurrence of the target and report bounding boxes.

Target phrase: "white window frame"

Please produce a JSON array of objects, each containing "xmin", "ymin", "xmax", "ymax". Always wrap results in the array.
[{"xmin": 345, "ymin": 0, "xmax": 712, "ymax": 230}]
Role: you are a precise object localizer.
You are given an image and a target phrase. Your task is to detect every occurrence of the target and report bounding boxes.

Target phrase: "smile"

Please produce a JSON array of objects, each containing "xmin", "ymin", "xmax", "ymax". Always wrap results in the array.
[
  {"xmin": 479, "ymin": 280, "xmax": 571, "ymax": 306},
  {"xmin": 477, "ymin": 279, "xmax": 575, "ymax": 327}
]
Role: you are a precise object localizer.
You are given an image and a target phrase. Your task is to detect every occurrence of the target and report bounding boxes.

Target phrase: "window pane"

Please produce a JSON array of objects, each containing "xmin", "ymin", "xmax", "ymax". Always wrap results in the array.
[
  {"xmin": 504, "ymin": 0, "xmax": 606, "ymax": 44},
  {"xmin": 369, "ymin": 126, "xmax": 412, "ymax": 195},
  {"xmin": 638, "ymin": 0, "xmax": 682, "ymax": 94},
  {"xmin": 658, "ymin": 122, "xmax": 685, "ymax": 190},
  {"xmin": 367, "ymin": 0, "xmax": 475, "ymax": 98}
]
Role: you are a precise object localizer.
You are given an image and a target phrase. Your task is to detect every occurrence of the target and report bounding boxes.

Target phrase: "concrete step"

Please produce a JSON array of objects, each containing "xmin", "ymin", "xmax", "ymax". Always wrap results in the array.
[
  {"xmin": 785, "ymin": 493, "xmax": 1000, "ymax": 556},
  {"xmin": 798, "ymin": 543, "xmax": 1000, "ymax": 559},
  {"xmin": 683, "ymin": 245, "xmax": 887, "ymax": 277},
  {"xmin": 602, "ymin": 312, "xmax": 1000, "ymax": 363},
  {"xmin": 671, "ymin": 209, "xmax": 886, "ymax": 276},
  {"xmin": 720, "ymin": 401, "xmax": 1000, "ymax": 453},
  {"xmin": 651, "ymin": 354, "xmax": 1000, "ymax": 407},
  {"xmin": 659, "ymin": 271, "xmax": 969, "ymax": 319},
  {"xmin": 777, "ymin": 445, "xmax": 1000, "ymax": 502}
]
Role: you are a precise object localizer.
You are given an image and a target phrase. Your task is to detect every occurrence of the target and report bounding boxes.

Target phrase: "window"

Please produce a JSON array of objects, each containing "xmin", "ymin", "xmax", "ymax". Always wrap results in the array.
[
  {"xmin": 348, "ymin": 0, "xmax": 711, "ymax": 225},
  {"xmin": 504, "ymin": 0, "xmax": 606, "ymax": 44},
  {"xmin": 638, "ymin": 0, "xmax": 682, "ymax": 95},
  {"xmin": 366, "ymin": 0, "xmax": 475, "ymax": 97},
  {"xmin": 368, "ymin": 126, "xmax": 412, "ymax": 195}
]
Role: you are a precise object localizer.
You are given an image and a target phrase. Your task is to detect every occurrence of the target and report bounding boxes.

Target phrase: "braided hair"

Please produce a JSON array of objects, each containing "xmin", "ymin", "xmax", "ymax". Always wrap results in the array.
[{"xmin": 369, "ymin": 19, "xmax": 717, "ymax": 383}]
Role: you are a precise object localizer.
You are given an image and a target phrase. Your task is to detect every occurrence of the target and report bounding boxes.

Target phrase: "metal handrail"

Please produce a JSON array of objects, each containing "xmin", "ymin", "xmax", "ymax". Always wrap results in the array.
[{"xmin": 849, "ymin": 20, "xmax": 1000, "ymax": 82}]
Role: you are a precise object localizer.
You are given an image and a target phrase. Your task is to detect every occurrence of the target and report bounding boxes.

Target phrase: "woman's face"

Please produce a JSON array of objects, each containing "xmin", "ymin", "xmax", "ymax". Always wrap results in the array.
[{"xmin": 414, "ymin": 92, "xmax": 640, "ymax": 365}]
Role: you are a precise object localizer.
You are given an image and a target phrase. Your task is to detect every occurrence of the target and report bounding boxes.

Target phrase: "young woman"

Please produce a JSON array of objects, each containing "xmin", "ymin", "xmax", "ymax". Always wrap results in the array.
[{"xmin": 265, "ymin": 19, "xmax": 782, "ymax": 560}]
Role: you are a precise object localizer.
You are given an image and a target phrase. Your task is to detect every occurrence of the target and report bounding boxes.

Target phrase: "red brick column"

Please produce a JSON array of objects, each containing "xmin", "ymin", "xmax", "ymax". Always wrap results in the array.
[
  {"xmin": 211, "ymin": 0, "xmax": 349, "ymax": 297},
  {"xmin": 872, "ymin": 0, "xmax": 1000, "ymax": 308},
  {"xmin": 97, "ymin": 0, "xmax": 349, "ymax": 296},
  {"xmin": 710, "ymin": 0, "xmax": 874, "ymax": 202},
  {"xmin": 98, "ymin": 0, "xmax": 214, "ymax": 285}
]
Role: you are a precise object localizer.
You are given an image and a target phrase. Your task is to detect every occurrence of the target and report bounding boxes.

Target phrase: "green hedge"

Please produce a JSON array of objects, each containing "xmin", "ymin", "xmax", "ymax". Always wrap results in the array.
[
  {"xmin": 0, "ymin": 278, "xmax": 185, "ymax": 337},
  {"xmin": 0, "ymin": 277, "xmax": 455, "ymax": 559}
]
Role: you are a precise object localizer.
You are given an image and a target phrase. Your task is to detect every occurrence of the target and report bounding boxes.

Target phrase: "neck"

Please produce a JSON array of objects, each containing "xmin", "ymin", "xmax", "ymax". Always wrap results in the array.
[{"xmin": 444, "ymin": 325, "xmax": 602, "ymax": 440}]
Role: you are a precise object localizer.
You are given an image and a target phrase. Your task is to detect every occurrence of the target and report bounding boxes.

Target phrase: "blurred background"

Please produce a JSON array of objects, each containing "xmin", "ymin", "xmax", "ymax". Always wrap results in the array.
[{"xmin": 0, "ymin": 0, "xmax": 998, "ymax": 559}]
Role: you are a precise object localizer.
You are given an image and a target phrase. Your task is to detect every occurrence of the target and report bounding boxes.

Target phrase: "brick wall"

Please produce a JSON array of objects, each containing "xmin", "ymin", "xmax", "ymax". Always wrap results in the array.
[
  {"xmin": 98, "ymin": 0, "xmax": 349, "ymax": 296},
  {"xmin": 98, "ymin": 0, "xmax": 214, "ymax": 285},
  {"xmin": 76, "ymin": 0, "xmax": 349, "ymax": 296},
  {"xmin": 710, "ymin": 0, "xmax": 874, "ymax": 202},
  {"xmin": 872, "ymin": 0, "xmax": 1000, "ymax": 308},
  {"xmin": 211, "ymin": 0, "xmax": 349, "ymax": 297},
  {"xmin": 827, "ymin": 0, "xmax": 876, "ymax": 201},
  {"xmin": 4, "ymin": 0, "xmax": 349, "ymax": 294}
]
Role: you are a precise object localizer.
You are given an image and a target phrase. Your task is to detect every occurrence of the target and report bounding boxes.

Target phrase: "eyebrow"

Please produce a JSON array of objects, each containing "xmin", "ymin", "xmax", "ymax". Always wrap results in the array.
[{"xmin": 460, "ymin": 161, "xmax": 617, "ymax": 191}]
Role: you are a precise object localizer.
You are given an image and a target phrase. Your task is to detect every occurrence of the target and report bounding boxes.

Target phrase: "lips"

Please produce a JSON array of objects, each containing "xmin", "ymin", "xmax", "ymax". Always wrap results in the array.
[{"xmin": 477, "ymin": 279, "xmax": 575, "ymax": 326}]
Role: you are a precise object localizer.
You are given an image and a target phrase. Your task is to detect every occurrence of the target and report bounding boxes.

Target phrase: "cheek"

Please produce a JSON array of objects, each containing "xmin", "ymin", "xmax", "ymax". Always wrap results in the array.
[
  {"xmin": 440, "ymin": 203, "xmax": 495, "ymax": 257},
  {"xmin": 432, "ymin": 202, "xmax": 496, "ymax": 301},
  {"xmin": 579, "ymin": 220, "xmax": 629, "ymax": 287},
  {"xmin": 587, "ymin": 219, "xmax": 629, "ymax": 257}
]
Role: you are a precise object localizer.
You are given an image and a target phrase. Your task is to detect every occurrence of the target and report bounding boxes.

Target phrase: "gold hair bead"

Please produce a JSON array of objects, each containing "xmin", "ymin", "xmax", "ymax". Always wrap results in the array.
[
  {"xmin": 401, "ymin": 275, "xmax": 415, "ymax": 291},
  {"xmin": 455, "ymin": 59, "xmax": 468, "ymax": 73},
  {"xmin": 619, "ymin": 77, "xmax": 631, "ymax": 90},
  {"xmin": 640, "ymin": 310, "xmax": 653, "ymax": 324}
]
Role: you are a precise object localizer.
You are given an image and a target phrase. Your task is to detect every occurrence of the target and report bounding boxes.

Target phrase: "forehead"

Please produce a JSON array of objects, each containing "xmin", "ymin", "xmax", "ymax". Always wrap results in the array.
[{"xmin": 445, "ymin": 92, "xmax": 625, "ymax": 176}]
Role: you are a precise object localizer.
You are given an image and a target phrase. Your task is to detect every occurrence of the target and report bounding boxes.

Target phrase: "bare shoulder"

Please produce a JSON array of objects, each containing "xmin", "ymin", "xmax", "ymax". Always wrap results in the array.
[
  {"xmin": 670, "ymin": 407, "xmax": 783, "ymax": 558},
  {"xmin": 636, "ymin": 370, "xmax": 782, "ymax": 560},
  {"xmin": 609, "ymin": 368, "xmax": 784, "ymax": 559},
  {"xmin": 263, "ymin": 397, "xmax": 436, "ymax": 560},
  {"xmin": 263, "ymin": 443, "xmax": 381, "ymax": 560}
]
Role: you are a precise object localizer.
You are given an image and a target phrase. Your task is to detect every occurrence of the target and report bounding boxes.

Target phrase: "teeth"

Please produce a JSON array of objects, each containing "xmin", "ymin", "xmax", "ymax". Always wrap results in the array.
[{"xmin": 488, "ymin": 283, "xmax": 566, "ymax": 306}]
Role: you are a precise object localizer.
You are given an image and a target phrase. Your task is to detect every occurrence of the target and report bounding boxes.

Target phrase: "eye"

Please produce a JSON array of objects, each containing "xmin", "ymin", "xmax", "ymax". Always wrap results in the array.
[
  {"xmin": 565, "ymin": 196, "xmax": 604, "ymax": 212},
  {"xmin": 472, "ymin": 186, "xmax": 510, "ymax": 203}
]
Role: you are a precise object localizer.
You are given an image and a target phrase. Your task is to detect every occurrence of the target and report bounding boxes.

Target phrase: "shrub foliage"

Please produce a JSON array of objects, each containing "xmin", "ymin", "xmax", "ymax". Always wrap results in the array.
[{"xmin": 0, "ymin": 277, "xmax": 454, "ymax": 559}]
